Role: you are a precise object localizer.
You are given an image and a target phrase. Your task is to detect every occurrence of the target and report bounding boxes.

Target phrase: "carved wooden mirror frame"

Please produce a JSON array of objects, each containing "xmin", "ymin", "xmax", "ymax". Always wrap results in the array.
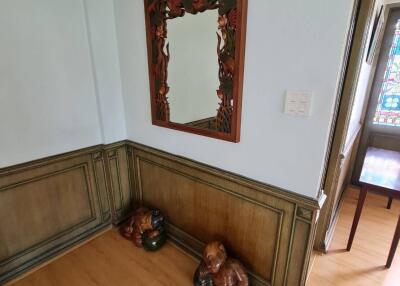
[{"xmin": 144, "ymin": 0, "xmax": 247, "ymax": 142}]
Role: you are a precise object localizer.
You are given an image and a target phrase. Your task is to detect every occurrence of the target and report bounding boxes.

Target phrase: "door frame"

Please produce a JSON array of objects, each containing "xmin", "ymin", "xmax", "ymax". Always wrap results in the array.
[
  {"xmin": 352, "ymin": 7, "xmax": 400, "ymax": 185},
  {"xmin": 314, "ymin": 0, "xmax": 376, "ymax": 252},
  {"xmin": 316, "ymin": 0, "xmax": 400, "ymax": 252}
]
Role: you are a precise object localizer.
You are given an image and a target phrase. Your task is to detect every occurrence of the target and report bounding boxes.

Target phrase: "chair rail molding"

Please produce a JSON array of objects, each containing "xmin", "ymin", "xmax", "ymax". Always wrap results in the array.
[{"xmin": 0, "ymin": 140, "xmax": 322, "ymax": 286}]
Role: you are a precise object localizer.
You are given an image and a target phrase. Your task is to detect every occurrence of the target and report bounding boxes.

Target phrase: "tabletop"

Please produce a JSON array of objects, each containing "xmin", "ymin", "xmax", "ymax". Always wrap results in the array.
[{"xmin": 359, "ymin": 147, "xmax": 400, "ymax": 192}]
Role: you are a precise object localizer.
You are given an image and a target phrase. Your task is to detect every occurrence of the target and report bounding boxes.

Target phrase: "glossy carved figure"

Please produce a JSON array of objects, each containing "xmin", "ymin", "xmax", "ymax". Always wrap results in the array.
[
  {"xmin": 120, "ymin": 207, "xmax": 166, "ymax": 251},
  {"xmin": 166, "ymin": 0, "xmax": 185, "ymax": 18},
  {"xmin": 194, "ymin": 241, "xmax": 248, "ymax": 286}
]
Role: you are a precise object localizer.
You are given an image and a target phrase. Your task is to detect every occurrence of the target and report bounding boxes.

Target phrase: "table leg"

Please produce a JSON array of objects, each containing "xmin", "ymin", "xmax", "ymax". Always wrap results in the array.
[
  {"xmin": 386, "ymin": 215, "xmax": 400, "ymax": 268},
  {"xmin": 347, "ymin": 185, "xmax": 367, "ymax": 251},
  {"xmin": 387, "ymin": 197, "xmax": 393, "ymax": 209}
]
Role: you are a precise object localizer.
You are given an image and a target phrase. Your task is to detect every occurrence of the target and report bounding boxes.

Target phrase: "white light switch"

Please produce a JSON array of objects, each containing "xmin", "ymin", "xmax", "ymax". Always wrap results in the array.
[{"xmin": 284, "ymin": 90, "xmax": 313, "ymax": 116}]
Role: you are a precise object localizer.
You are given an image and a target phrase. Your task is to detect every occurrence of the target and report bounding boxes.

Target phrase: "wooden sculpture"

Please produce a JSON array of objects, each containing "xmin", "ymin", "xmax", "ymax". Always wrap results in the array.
[
  {"xmin": 166, "ymin": 0, "xmax": 185, "ymax": 18},
  {"xmin": 216, "ymin": 7, "xmax": 236, "ymax": 133},
  {"xmin": 145, "ymin": 0, "xmax": 242, "ymax": 136},
  {"xmin": 193, "ymin": 241, "xmax": 249, "ymax": 286},
  {"xmin": 147, "ymin": 0, "xmax": 171, "ymax": 121},
  {"xmin": 120, "ymin": 207, "xmax": 167, "ymax": 251},
  {"xmin": 185, "ymin": 0, "xmax": 219, "ymax": 14}
]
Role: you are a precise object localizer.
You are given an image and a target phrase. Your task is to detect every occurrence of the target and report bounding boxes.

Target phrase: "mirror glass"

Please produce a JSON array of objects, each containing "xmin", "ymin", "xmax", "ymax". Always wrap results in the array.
[{"xmin": 167, "ymin": 9, "xmax": 220, "ymax": 128}]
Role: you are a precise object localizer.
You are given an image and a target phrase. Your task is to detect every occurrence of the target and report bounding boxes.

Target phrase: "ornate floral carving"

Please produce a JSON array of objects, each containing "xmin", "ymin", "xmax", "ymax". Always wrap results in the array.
[
  {"xmin": 166, "ymin": 0, "xmax": 185, "ymax": 18},
  {"xmin": 146, "ymin": 0, "xmax": 238, "ymax": 133},
  {"xmin": 148, "ymin": 0, "xmax": 171, "ymax": 121},
  {"xmin": 216, "ymin": 2, "xmax": 236, "ymax": 133}
]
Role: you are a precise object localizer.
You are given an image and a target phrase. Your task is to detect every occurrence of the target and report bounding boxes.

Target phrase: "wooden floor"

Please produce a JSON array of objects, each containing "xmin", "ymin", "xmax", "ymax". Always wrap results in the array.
[
  {"xmin": 308, "ymin": 186, "xmax": 400, "ymax": 286},
  {"xmin": 8, "ymin": 186, "xmax": 400, "ymax": 286},
  {"xmin": 9, "ymin": 230, "xmax": 198, "ymax": 286}
]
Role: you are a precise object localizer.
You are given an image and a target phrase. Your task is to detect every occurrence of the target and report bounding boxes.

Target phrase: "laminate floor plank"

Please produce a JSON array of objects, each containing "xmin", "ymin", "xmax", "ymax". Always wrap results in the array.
[
  {"xmin": 308, "ymin": 186, "xmax": 400, "ymax": 286},
  {"xmin": 10, "ymin": 186, "xmax": 400, "ymax": 286},
  {"xmin": 9, "ymin": 230, "xmax": 197, "ymax": 286}
]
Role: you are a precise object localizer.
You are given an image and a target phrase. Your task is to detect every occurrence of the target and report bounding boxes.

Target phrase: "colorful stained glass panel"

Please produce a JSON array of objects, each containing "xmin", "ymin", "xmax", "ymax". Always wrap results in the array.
[{"xmin": 373, "ymin": 20, "xmax": 400, "ymax": 127}]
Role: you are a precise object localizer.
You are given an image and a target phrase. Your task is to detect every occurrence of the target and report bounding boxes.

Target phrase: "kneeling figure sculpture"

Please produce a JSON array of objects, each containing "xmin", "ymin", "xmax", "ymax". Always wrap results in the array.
[{"xmin": 194, "ymin": 241, "xmax": 249, "ymax": 286}]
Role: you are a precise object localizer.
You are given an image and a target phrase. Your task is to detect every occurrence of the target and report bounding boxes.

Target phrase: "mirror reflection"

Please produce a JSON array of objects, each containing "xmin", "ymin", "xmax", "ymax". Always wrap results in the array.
[{"xmin": 168, "ymin": 10, "xmax": 220, "ymax": 129}]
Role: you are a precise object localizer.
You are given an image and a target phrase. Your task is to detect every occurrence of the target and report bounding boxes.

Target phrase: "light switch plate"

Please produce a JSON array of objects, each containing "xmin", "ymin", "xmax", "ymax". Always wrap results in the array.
[{"xmin": 284, "ymin": 90, "xmax": 313, "ymax": 116}]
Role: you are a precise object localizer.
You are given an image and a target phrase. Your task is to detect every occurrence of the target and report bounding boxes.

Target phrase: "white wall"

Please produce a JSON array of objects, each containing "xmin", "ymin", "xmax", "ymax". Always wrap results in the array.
[
  {"xmin": 0, "ymin": 0, "xmax": 125, "ymax": 168},
  {"xmin": 84, "ymin": 0, "xmax": 126, "ymax": 143},
  {"xmin": 114, "ymin": 0, "xmax": 355, "ymax": 198},
  {"xmin": 0, "ymin": 0, "xmax": 356, "ymax": 198}
]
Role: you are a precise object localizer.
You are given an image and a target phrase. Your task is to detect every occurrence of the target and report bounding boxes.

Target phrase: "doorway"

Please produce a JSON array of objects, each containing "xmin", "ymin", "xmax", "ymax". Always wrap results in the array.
[
  {"xmin": 352, "ymin": 8, "xmax": 400, "ymax": 184},
  {"xmin": 315, "ymin": 0, "xmax": 400, "ymax": 252}
]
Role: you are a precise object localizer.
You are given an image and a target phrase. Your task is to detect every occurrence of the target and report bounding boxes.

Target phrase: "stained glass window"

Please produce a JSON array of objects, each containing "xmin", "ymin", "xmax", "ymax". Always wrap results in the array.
[{"xmin": 373, "ymin": 20, "xmax": 400, "ymax": 127}]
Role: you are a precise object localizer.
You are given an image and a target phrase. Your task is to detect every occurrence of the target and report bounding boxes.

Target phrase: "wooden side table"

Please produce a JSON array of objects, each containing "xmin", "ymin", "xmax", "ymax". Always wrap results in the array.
[{"xmin": 347, "ymin": 147, "xmax": 400, "ymax": 268}]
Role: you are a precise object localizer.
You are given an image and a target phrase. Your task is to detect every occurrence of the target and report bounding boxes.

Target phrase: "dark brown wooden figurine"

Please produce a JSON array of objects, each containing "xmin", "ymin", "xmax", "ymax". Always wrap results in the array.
[
  {"xmin": 120, "ymin": 207, "xmax": 166, "ymax": 251},
  {"xmin": 194, "ymin": 241, "xmax": 248, "ymax": 286}
]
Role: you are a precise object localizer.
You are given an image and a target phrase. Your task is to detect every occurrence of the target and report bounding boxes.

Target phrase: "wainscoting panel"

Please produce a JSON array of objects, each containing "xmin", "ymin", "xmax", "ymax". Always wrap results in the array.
[
  {"xmin": 368, "ymin": 132, "xmax": 400, "ymax": 152},
  {"xmin": 286, "ymin": 209, "xmax": 315, "ymax": 286},
  {"xmin": 0, "ymin": 146, "xmax": 110, "ymax": 284},
  {"xmin": 104, "ymin": 143, "xmax": 133, "ymax": 224},
  {"xmin": 128, "ymin": 142, "xmax": 320, "ymax": 286},
  {"xmin": 92, "ymin": 152, "xmax": 112, "ymax": 223},
  {"xmin": 0, "ymin": 141, "xmax": 321, "ymax": 286}
]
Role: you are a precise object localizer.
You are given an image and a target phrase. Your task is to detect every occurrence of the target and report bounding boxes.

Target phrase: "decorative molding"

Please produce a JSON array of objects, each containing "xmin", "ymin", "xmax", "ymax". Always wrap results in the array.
[
  {"xmin": 104, "ymin": 143, "xmax": 134, "ymax": 224},
  {"xmin": 0, "ymin": 165, "xmax": 96, "ymax": 266},
  {"xmin": 296, "ymin": 207, "xmax": 313, "ymax": 221},
  {"xmin": 186, "ymin": 117, "xmax": 217, "ymax": 130},
  {"xmin": 127, "ymin": 141, "xmax": 321, "ymax": 286},
  {"xmin": 128, "ymin": 141, "xmax": 320, "ymax": 210},
  {"xmin": 135, "ymin": 156, "xmax": 284, "ymax": 285},
  {"xmin": 0, "ymin": 147, "xmax": 110, "ymax": 284},
  {"xmin": 92, "ymin": 152, "xmax": 112, "ymax": 223},
  {"xmin": 144, "ymin": 0, "xmax": 247, "ymax": 142},
  {"xmin": 0, "ymin": 140, "xmax": 321, "ymax": 286}
]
